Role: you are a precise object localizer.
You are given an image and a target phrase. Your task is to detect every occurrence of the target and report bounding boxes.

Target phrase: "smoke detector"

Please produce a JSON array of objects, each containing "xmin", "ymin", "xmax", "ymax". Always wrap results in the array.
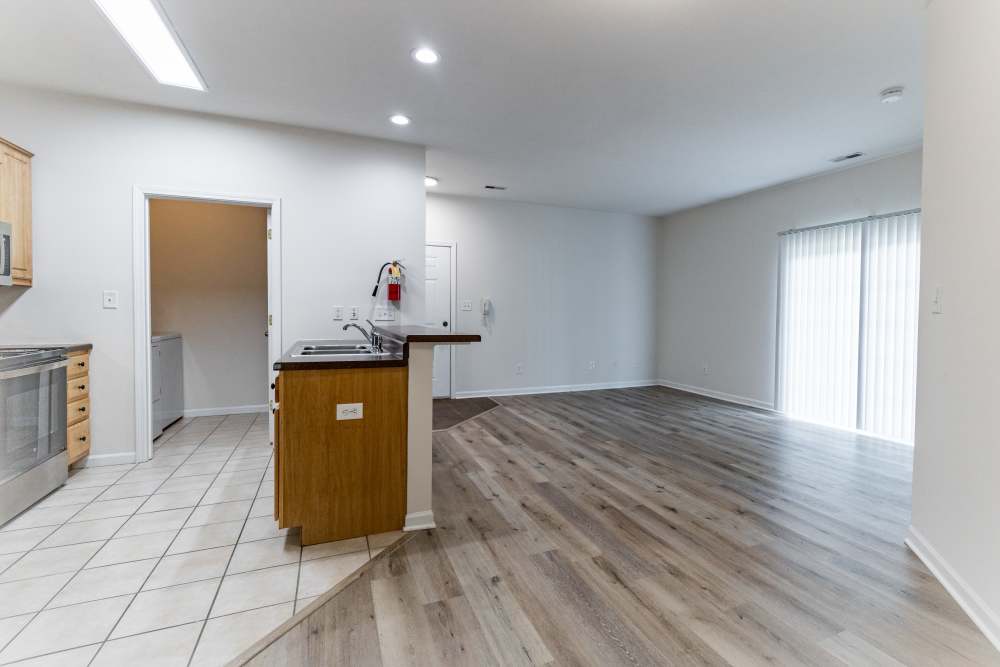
[{"xmin": 880, "ymin": 86, "xmax": 904, "ymax": 104}]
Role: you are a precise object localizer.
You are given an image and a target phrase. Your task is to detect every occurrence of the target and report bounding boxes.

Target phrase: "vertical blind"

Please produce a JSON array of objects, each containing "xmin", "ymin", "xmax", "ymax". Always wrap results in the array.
[{"xmin": 776, "ymin": 210, "xmax": 921, "ymax": 443}]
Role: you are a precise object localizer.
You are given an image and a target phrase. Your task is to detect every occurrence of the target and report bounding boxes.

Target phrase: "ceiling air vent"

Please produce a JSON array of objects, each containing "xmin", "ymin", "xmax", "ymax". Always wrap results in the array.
[
  {"xmin": 484, "ymin": 185, "xmax": 507, "ymax": 191},
  {"xmin": 830, "ymin": 152, "xmax": 865, "ymax": 163}
]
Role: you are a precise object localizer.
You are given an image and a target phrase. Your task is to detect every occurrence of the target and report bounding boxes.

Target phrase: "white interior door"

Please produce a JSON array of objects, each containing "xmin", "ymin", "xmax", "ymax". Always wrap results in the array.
[{"xmin": 425, "ymin": 244, "xmax": 453, "ymax": 398}]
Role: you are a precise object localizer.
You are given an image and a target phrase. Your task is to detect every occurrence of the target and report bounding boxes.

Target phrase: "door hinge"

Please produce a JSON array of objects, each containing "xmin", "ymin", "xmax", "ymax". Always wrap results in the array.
[{"xmin": 267, "ymin": 228, "xmax": 272, "ymax": 240}]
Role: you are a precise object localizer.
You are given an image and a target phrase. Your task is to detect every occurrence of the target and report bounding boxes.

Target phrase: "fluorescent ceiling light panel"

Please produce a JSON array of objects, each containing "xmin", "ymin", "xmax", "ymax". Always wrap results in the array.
[{"xmin": 93, "ymin": 0, "xmax": 205, "ymax": 90}]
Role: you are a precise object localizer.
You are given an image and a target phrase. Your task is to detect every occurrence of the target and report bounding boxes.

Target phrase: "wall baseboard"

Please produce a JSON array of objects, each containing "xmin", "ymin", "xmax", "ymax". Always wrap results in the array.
[
  {"xmin": 906, "ymin": 526, "xmax": 1000, "ymax": 653},
  {"xmin": 403, "ymin": 510, "xmax": 436, "ymax": 532},
  {"xmin": 183, "ymin": 404, "xmax": 267, "ymax": 418},
  {"xmin": 454, "ymin": 379, "xmax": 659, "ymax": 400},
  {"xmin": 656, "ymin": 379, "xmax": 774, "ymax": 411},
  {"xmin": 71, "ymin": 452, "xmax": 137, "ymax": 468}
]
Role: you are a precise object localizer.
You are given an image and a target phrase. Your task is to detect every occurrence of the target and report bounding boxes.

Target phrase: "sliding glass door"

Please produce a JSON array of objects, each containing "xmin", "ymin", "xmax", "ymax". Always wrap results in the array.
[{"xmin": 776, "ymin": 210, "xmax": 921, "ymax": 443}]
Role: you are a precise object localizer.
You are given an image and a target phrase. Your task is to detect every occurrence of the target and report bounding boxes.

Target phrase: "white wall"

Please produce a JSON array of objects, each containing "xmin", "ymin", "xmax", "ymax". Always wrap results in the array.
[
  {"xmin": 908, "ymin": 0, "xmax": 1000, "ymax": 649},
  {"xmin": 426, "ymin": 195, "xmax": 658, "ymax": 396},
  {"xmin": 0, "ymin": 84, "xmax": 425, "ymax": 464},
  {"xmin": 150, "ymin": 199, "xmax": 268, "ymax": 414},
  {"xmin": 656, "ymin": 150, "xmax": 923, "ymax": 408}
]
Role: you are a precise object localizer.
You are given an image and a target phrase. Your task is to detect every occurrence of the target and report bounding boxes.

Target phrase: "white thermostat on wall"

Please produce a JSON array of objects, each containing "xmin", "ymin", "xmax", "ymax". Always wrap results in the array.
[{"xmin": 336, "ymin": 403, "xmax": 364, "ymax": 420}]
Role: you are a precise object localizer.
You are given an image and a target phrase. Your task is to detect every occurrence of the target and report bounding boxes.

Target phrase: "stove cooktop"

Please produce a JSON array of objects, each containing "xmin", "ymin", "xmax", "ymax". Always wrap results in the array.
[{"xmin": 0, "ymin": 347, "xmax": 66, "ymax": 371}]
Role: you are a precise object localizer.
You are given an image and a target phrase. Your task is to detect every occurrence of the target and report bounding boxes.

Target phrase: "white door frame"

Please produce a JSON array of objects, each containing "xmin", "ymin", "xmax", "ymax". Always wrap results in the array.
[
  {"xmin": 426, "ymin": 240, "xmax": 457, "ymax": 399},
  {"xmin": 132, "ymin": 186, "xmax": 282, "ymax": 463}
]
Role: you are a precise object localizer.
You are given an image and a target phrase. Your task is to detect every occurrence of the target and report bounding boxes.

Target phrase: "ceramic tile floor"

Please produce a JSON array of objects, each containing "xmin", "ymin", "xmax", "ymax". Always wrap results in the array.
[{"xmin": 0, "ymin": 414, "xmax": 401, "ymax": 666}]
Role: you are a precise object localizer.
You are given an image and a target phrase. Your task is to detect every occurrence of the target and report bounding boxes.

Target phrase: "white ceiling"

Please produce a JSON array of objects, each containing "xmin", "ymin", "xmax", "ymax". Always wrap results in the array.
[{"xmin": 0, "ymin": 0, "xmax": 925, "ymax": 216}]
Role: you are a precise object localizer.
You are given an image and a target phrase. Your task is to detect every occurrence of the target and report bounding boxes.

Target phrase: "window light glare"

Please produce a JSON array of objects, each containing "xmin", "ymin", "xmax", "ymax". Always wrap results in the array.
[
  {"xmin": 390, "ymin": 114, "xmax": 411, "ymax": 126},
  {"xmin": 93, "ymin": 0, "xmax": 204, "ymax": 90}
]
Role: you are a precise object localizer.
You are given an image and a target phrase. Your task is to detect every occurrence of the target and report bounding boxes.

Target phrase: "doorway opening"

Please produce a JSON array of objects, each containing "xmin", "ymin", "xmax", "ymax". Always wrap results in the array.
[
  {"xmin": 425, "ymin": 241, "xmax": 456, "ymax": 398},
  {"xmin": 149, "ymin": 199, "xmax": 269, "ymax": 440},
  {"xmin": 132, "ymin": 187, "xmax": 282, "ymax": 463}
]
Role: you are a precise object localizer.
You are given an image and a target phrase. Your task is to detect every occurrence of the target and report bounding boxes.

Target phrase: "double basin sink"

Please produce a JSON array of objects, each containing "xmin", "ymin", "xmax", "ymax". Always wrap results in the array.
[{"xmin": 293, "ymin": 343, "xmax": 374, "ymax": 357}]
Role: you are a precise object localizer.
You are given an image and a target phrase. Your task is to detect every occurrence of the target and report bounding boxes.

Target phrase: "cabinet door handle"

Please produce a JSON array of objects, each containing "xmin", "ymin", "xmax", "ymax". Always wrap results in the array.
[
  {"xmin": 77, "ymin": 385, "xmax": 86, "ymax": 390},
  {"xmin": 79, "ymin": 435, "xmax": 87, "ymax": 442},
  {"xmin": 78, "ymin": 406, "xmax": 87, "ymax": 413},
  {"xmin": 77, "ymin": 361, "xmax": 86, "ymax": 367}
]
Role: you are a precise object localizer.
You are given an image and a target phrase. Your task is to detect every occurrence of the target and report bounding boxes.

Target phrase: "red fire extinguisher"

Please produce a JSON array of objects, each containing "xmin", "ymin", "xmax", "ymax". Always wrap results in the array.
[
  {"xmin": 372, "ymin": 260, "xmax": 403, "ymax": 302},
  {"xmin": 387, "ymin": 263, "xmax": 402, "ymax": 301}
]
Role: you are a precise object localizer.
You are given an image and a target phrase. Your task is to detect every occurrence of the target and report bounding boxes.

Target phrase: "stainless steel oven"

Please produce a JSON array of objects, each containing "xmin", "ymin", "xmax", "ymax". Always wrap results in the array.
[
  {"xmin": 0, "ymin": 348, "xmax": 69, "ymax": 526},
  {"xmin": 0, "ymin": 222, "xmax": 12, "ymax": 287}
]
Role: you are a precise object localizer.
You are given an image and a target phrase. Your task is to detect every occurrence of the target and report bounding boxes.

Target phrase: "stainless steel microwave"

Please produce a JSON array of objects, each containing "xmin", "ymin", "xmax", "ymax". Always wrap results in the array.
[{"xmin": 0, "ymin": 221, "xmax": 11, "ymax": 286}]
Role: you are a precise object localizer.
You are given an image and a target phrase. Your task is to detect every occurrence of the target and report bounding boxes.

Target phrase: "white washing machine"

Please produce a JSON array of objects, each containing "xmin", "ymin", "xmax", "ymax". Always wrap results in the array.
[{"xmin": 151, "ymin": 332, "xmax": 184, "ymax": 438}]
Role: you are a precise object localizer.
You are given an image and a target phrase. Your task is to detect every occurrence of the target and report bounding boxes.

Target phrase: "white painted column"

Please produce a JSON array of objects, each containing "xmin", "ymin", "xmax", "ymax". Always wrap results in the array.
[
  {"xmin": 403, "ymin": 341, "xmax": 471, "ymax": 531},
  {"xmin": 403, "ymin": 343, "xmax": 436, "ymax": 530}
]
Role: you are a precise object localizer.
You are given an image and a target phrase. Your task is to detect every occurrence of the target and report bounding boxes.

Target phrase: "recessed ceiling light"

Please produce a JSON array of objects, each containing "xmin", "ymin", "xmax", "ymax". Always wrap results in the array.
[
  {"xmin": 389, "ymin": 114, "xmax": 411, "ymax": 126},
  {"xmin": 412, "ymin": 47, "xmax": 440, "ymax": 65},
  {"xmin": 424, "ymin": 176, "xmax": 439, "ymax": 187},
  {"xmin": 93, "ymin": 0, "xmax": 205, "ymax": 90},
  {"xmin": 880, "ymin": 86, "xmax": 904, "ymax": 104}
]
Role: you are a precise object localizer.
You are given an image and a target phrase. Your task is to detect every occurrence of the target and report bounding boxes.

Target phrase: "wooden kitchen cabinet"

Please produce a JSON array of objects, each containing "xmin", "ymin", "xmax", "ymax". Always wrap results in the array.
[
  {"xmin": 0, "ymin": 137, "xmax": 32, "ymax": 287},
  {"xmin": 274, "ymin": 367, "xmax": 407, "ymax": 545},
  {"xmin": 66, "ymin": 349, "xmax": 91, "ymax": 465}
]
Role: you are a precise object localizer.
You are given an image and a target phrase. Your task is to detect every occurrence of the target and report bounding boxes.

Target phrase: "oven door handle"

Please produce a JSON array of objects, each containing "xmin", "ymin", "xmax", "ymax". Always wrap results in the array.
[{"xmin": 0, "ymin": 358, "xmax": 70, "ymax": 380}]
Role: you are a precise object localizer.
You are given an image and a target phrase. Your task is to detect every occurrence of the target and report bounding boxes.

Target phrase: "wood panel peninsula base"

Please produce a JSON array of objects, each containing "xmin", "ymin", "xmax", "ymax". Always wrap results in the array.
[{"xmin": 273, "ymin": 326, "xmax": 480, "ymax": 546}]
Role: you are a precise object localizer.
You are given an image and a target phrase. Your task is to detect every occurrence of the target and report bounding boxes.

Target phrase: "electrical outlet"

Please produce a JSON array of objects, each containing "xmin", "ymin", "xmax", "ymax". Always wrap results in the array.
[
  {"xmin": 349, "ymin": 306, "xmax": 360, "ymax": 320},
  {"xmin": 587, "ymin": 360, "xmax": 597, "ymax": 371},
  {"xmin": 461, "ymin": 300, "xmax": 473, "ymax": 312},
  {"xmin": 102, "ymin": 290, "xmax": 119, "ymax": 309},
  {"xmin": 702, "ymin": 364, "xmax": 710, "ymax": 376},
  {"xmin": 336, "ymin": 403, "xmax": 363, "ymax": 420},
  {"xmin": 332, "ymin": 306, "xmax": 344, "ymax": 321},
  {"xmin": 931, "ymin": 286, "xmax": 944, "ymax": 314},
  {"xmin": 514, "ymin": 362, "xmax": 524, "ymax": 375},
  {"xmin": 374, "ymin": 308, "xmax": 395, "ymax": 322}
]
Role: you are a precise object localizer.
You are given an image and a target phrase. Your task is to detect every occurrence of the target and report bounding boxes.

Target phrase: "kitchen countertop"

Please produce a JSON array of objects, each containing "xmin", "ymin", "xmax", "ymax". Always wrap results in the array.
[
  {"xmin": 373, "ymin": 325, "xmax": 481, "ymax": 344},
  {"xmin": 0, "ymin": 343, "xmax": 92, "ymax": 354},
  {"xmin": 274, "ymin": 339, "xmax": 406, "ymax": 371},
  {"xmin": 274, "ymin": 328, "xmax": 480, "ymax": 371}
]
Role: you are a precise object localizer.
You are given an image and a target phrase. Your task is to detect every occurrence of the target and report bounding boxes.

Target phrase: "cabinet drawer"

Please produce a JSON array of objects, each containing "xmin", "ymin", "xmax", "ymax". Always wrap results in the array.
[
  {"xmin": 67, "ymin": 354, "xmax": 89, "ymax": 379},
  {"xmin": 67, "ymin": 376, "xmax": 89, "ymax": 402},
  {"xmin": 67, "ymin": 419, "xmax": 90, "ymax": 463},
  {"xmin": 67, "ymin": 397, "xmax": 90, "ymax": 426}
]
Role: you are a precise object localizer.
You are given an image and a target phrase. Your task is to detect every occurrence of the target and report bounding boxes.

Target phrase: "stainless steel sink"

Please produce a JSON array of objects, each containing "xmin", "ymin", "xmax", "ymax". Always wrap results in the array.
[
  {"xmin": 285, "ymin": 339, "xmax": 400, "ymax": 361},
  {"xmin": 294, "ymin": 348, "xmax": 374, "ymax": 356},
  {"xmin": 301, "ymin": 344, "xmax": 370, "ymax": 351}
]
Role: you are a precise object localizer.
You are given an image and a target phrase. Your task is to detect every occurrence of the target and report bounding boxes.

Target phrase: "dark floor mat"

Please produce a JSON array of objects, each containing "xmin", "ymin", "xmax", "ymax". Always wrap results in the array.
[{"xmin": 432, "ymin": 397, "xmax": 499, "ymax": 430}]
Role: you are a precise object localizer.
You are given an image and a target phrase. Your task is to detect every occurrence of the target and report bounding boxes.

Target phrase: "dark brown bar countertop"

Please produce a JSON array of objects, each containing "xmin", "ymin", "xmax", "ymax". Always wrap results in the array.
[
  {"xmin": 0, "ymin": 343, "xmax": 93, "ymax": 354},
  {"xmin": 373, "ymin": 325, "xmax": 481, "ymax": 344}
]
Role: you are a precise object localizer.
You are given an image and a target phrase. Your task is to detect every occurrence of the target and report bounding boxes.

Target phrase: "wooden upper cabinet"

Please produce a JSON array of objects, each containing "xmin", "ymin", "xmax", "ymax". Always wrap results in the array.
[{"xmin": 0, "ymin": 137, "xmax": 33, "ymax": 287}]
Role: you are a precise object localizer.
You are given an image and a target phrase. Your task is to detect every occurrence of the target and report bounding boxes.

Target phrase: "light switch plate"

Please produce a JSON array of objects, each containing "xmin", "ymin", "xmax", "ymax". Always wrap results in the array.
[
  {"xmin": 102, "ymin": 290, "xmax": 119, "ymax": 309},
  {"xmin": 349, "ymin": 306, "xmax": 360, "ymax": 320},
  {"xmin": 336, "ymin": 403, "xmax": 363, "ymax": 420},
  {"xmin": 332, "ymin": 306, "xmax": 344, "ymax": 321}
]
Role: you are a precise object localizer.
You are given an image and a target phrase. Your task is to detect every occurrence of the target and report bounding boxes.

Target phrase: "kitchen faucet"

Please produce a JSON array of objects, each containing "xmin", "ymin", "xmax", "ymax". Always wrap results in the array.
[{"xmin": 342, "ymin": 319, "xmax": 382, "ymax": 352}]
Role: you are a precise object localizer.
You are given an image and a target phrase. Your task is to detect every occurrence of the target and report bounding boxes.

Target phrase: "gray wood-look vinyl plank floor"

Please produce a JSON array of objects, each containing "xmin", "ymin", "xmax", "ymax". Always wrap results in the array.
[{"xmin": 238, "ymin": 387, "xmax": 999, "ymax": 666}]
